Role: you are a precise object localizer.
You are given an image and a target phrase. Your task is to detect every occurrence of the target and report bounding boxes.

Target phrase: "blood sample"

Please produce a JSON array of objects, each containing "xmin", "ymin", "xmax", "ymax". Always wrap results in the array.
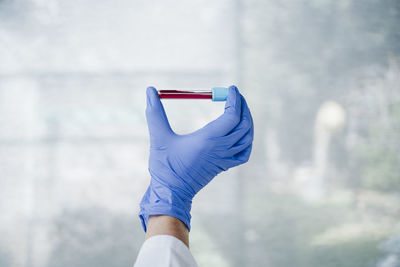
[{"xmin": 158, "ymin": 87, "xmax": 229, "ymax": 101}]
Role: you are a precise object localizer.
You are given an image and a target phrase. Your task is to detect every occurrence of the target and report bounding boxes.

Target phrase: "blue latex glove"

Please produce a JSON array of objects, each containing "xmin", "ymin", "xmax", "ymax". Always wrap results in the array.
[{"xmin": 139, "ymin": 85, "xmax": 254, "ymax": 231}]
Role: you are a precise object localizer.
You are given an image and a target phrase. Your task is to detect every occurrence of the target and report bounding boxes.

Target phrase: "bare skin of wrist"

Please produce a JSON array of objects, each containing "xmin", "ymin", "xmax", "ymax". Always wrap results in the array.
[{"xmin": 145, "ymin": 215, "xmax": 189, "ymax": 247}]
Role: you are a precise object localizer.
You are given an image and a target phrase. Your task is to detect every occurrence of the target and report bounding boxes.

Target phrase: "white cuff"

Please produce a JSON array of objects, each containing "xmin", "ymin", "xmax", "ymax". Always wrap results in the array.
[{"xmin": 134, "ymin": 235, "xmax": 198, "ymax": 267}]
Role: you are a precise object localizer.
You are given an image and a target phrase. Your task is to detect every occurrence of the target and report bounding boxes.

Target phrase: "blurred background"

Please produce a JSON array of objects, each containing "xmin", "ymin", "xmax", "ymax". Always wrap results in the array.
[{"xmin": 0, "ymin": 0, "xmax": 400, "ymax": 266}]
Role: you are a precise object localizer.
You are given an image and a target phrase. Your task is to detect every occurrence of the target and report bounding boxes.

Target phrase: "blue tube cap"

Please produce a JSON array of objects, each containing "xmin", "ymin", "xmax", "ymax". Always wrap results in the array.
[{"xmin": 212, "ymin": 87, "xmax": 229, "ymax": 101}]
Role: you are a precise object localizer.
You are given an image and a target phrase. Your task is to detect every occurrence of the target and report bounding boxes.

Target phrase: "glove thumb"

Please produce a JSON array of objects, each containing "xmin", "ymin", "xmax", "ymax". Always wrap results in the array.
[
  {"xmin": 197, "ymin": 85, "xmax": 242, "ymax": 137},
  {"xmin": 145, "ymin": 87, "xmax": 174, "ymax": 143}
]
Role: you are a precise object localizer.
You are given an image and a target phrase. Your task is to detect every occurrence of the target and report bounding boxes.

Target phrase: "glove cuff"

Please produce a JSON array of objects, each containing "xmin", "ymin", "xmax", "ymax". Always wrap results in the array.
[{"xmin": 138, "ymin": 182, "xmax": 192, "ymax": 232}]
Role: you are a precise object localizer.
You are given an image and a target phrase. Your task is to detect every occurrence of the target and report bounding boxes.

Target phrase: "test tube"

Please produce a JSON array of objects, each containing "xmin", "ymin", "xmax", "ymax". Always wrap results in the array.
[{"xmin": 158, "ymin": 87, "xmax": 229, "ymax": 101}]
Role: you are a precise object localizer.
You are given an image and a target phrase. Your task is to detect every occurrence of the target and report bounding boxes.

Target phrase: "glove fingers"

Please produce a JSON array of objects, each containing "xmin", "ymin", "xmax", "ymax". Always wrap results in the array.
[
  {"xmin": 217, "ymin": 94, "xmax": 254, "ymax": 147},
  {"xmin": 233, "ymin": 95, "xmax": 253, "ymax": 137},
  {"xmin": 233, "ymin": 143, "xmax": 253, "ymax": 163},
  {"xmin": 241, "ymin": 95, "xmax": 254, "ymax": 128},
  {"xmin": 226, "ymin": 132, "xmax": 253, "ymax": 156},
  {"xmin": 218, "ymin": 154, "xmax": 247, "ymax": 169},
  {"xmin": 197, "ymin": 85, "xmax": 242, "ymax": 137},
  {"xmin": 233, "ymin": 96, "xmax": 254, "ymax": 148},
  {"xmin": 145, "ymin": 86, "xmax": 174, "ymax": 140}
]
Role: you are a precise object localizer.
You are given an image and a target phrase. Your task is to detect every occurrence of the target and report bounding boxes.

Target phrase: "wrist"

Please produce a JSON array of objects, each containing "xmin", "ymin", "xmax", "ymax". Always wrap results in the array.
[
  {"xmin": 139, "ymin": 181, "xmax": 192, "ymax": 231},
  {"xmin": 145, "ymin": 215, "xmax": 189, "ymax": 247}
]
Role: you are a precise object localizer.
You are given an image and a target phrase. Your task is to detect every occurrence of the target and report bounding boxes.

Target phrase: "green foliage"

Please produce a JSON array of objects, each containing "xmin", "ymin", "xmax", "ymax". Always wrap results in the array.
[
  {"xmin": 356, "ymin": 97, "xmax": 400, "ymax": 192},
  {"xmin": 205, "ymin": 191, "xmax": 389, "ymax": 267},
  {"xmin": 306, "ymin": 237, "xmax": 383, "ymax": 267},
  {"xmin": 360, "ymin": 146, "xmax": 400, "ymax": 191}
]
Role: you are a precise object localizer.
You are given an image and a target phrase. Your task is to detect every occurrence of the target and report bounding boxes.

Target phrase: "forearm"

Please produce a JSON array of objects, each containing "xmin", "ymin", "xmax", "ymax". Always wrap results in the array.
[{"xmin": 145, "ymin": 215, "xmax": 189, "ymax": 247}]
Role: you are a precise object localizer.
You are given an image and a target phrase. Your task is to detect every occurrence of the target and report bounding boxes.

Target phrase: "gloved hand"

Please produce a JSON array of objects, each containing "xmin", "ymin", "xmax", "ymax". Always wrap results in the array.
[{"xmin": 139, "ymin": 85, "xmax": 254, "ymax": 231}]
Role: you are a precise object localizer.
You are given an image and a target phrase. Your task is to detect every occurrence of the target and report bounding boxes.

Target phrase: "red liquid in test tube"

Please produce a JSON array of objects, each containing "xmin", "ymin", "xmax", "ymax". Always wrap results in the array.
[
  {"xmin": 158, "ymin": 90, "xmax": 212, "ymax": 99},
  {"xmin": 157, "ymin": 87, "xmax": 229, "ymax": 101}
]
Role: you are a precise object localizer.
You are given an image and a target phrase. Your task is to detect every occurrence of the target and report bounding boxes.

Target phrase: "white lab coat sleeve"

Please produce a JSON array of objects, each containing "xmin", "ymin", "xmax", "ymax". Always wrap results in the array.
[{"xmin": 133, "ymin": 235, "xmax": 198, "ymax": 267}]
